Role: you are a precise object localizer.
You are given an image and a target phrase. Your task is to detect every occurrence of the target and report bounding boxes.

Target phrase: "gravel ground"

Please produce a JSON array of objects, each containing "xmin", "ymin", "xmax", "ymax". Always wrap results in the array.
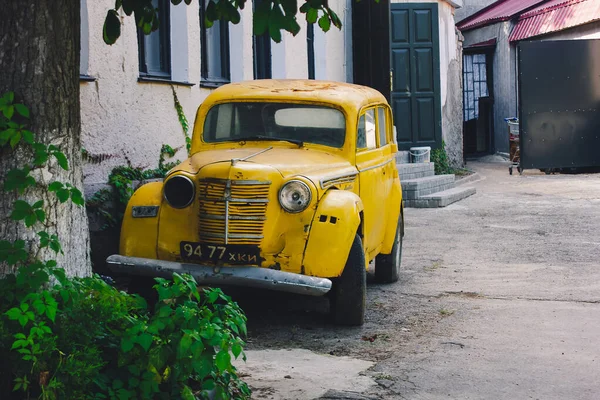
[{"xmin": 234, "ymin": 160, "xmax": 600, "ymax": 399}]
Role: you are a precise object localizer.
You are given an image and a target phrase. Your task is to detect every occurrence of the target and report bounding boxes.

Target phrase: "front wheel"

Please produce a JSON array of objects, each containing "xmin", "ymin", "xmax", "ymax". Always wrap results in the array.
[
  {"xmin": 375, "ymin": 216, "xmax": 403, "ymax": 283},
  {"xmin": 330, "ymin": 234, "xmax": 366, "ymax": 326}
]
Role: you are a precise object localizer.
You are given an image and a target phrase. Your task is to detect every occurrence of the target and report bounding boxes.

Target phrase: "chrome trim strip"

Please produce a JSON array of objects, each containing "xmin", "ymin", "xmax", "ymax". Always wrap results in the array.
[
  {"xmin": 357, "ymin": 158, "xmax": 394, "ymax": 173},
  {"xmin": 319, "ymin": 172, "xmax": 358, "ymax": 189},
  {"xmin": 231, "ymin": 147, "xmax": 273, "ymax": 165},
  {"xmin": 200, "ymin": 232, "xmax": 264, "ymax": 240},
  {"xmin": 199, "ymin": 178, "xmax": 272, "ymax": 185},
  {"xmin": 199, "ymin": 214, "xmax": 266, "ymax": 221},
  {"xmin": 198, "ymin": 197, "xmax": 269, "ymax": 203},
  {"xmin": 224, "ymin": 180, "xmax": 231, "ymax": 245}
]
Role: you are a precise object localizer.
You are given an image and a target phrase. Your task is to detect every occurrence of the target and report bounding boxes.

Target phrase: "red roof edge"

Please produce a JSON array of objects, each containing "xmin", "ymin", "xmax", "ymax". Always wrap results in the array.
[
  {"xmin": 459, "ymin": 16, "xmax": 513, "ymax": 32},
  {"xmin": 456, "ymin": 0, "xmax": 512, "ymax": 29}
]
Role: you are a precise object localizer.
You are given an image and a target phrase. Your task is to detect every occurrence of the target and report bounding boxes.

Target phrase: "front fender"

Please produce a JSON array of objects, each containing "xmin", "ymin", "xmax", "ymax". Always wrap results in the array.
[
  {"xmin": 303, "ymin": 190, "xmax": 364, "ymax": 278},
  {"xmin": 119, "ymin": 181, "xmax": 163, "ymax": 259}
]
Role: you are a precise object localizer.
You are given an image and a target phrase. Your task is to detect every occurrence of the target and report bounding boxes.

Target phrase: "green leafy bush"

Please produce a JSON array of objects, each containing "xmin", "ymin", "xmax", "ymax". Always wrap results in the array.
[
  {"xmin": 0, "ymin": 265, "xmax": 250, "ymax": 399},
  {"xmin": 431, "ymin": 141, "xmax": 452, "ymax": 175},
  {"xmin": 0, "ymin": 92, "xmax": 251, "ymax": 399}
]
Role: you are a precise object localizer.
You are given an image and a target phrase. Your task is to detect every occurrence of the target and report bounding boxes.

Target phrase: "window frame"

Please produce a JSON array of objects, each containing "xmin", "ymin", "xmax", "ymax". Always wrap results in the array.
[
  {"xmin": 376, "ymin": 106, "xmax": 388, "ymax": 148},
  {"xmin": 253, "ymin": 0, "xmax": 272, "ymax": 79},
  {"xmin": 138, "ymin": 0, "xmax": 171, "ymax": 79},
  {"xmin": 199, "ymin": 0, "xmax": 231, "ymax": 87}
]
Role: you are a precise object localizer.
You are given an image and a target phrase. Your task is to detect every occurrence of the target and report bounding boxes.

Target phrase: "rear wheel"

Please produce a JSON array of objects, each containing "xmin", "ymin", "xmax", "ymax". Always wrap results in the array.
[
  {"xmin": 330, "ymin": 234, "xmax": 366, "ymax": 326},
  {"xmin": 375, "ymin": 216, "xmax": 403, "ymax": 283}
]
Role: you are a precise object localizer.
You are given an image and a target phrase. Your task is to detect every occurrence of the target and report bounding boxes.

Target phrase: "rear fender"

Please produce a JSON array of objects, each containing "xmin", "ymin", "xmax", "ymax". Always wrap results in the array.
[{"xmin": 303, "ymin": 190, "xmax": 364, "ymax": 278}]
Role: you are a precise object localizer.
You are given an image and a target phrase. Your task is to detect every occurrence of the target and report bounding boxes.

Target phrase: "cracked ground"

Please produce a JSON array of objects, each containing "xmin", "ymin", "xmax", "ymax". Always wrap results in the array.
[{"xmin": 233, "ymin": 161, "xmax": 600, "ymax": 399}]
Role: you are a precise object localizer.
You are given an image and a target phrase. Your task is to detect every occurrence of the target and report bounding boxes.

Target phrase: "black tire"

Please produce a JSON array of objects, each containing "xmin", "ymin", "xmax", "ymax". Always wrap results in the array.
[
  {"xmin": 330, "ymin": 234, "xmax": 366, "ymax": 326},
  {"xmin": 375, "ymin": 216, "xmax": 403, "ymax": 283}
]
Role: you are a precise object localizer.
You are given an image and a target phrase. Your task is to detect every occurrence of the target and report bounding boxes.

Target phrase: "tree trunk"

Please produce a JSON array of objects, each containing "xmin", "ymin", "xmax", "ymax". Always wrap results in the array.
[{"xmin": 0, "ymin": 1, "xmax": 91, "ymax": 277}]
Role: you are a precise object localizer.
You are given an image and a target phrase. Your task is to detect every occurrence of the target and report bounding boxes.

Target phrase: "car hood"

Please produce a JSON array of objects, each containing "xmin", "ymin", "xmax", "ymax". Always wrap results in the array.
[{"xmin": 171, "ymin": 147, "xmax": 356, "ymax": 180}]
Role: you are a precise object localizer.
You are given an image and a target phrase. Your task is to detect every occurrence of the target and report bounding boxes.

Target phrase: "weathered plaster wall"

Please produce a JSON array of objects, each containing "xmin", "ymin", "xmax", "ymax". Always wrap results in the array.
[
  {"xmin": 80, "ymin": 0, "xmax": 350, "ymax": 192},
  {"xmin": 81, "ymin": 1, "xmax": 209, "ymax": 193},
  {"xmin": 463, "ymin": 21, "xmax": 518, "ymax": 153},
  {"xmin": 391, "ymin": 0, "xmax": 464, "ymax": 166},
  {"xmin": 439, "ymin": 1, "xmax": 464, "ymax": 166}
]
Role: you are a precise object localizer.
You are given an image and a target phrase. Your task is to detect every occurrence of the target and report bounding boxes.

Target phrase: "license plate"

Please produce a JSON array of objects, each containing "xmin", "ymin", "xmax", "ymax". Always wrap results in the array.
[{"xmin": 180, "ymin": 241, "xmax": 261, "ymax": 265}]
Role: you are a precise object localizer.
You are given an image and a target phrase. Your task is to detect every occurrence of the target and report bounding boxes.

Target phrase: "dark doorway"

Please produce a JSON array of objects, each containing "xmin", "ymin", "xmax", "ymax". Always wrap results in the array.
[
  {"xmin": 352, "ymin": 0, "xmax": 391, "ymax": 100},
  {"xmin": 389, "ymin": 3, "xmax": 442, "ymax": 151},
  {"xmin": 463, "ymin": 50, "xmax": 494, "ymax": 156}
]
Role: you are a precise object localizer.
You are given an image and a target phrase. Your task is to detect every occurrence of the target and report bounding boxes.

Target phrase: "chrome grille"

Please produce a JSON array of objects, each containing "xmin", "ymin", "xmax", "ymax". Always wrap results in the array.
[{"xmin": 198, "ymin": 179, "xmax": 270, "ymax": 245}]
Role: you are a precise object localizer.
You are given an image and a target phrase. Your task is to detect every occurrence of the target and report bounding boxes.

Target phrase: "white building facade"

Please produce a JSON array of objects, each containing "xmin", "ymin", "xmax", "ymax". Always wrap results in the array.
[{"xmin": 80, "ymin": 0, "xmax": 352, "ymax": 191}]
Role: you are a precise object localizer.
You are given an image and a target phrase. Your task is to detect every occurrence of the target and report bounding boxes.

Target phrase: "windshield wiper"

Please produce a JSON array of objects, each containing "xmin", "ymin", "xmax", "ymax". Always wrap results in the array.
[{"xmin": 238, "ymin": 135, "xmax": 303, "ymax": 147}]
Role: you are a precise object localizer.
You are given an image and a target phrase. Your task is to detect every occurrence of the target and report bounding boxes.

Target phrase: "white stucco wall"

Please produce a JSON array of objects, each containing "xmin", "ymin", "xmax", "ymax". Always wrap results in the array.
[{"xmin": 80, "ymin": 0, "xmax": 351, "ymax": 190}]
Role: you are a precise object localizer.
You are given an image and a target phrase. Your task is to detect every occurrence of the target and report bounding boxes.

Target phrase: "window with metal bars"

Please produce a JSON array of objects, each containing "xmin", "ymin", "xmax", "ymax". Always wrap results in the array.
[{"xmin": 463, "ymin": 53, "xmax": 489, "ymax": 121}]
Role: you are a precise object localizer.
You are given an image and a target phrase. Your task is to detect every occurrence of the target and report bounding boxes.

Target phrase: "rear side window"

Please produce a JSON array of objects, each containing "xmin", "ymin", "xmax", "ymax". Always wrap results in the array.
[
  {"xmin": 377, "ymin": 107, "xmax": 387, "ymax": 146},
  {"xmin": 357, "ymin": 109, "xmax": 376, "ymax": 150}
]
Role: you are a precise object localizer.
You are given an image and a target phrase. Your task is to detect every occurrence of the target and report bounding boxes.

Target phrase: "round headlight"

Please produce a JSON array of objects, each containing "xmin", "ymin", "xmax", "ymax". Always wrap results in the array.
[
  {"xmin": 279, "ymin": 180, "xmax": 312, "ymax": 213},
  {"xmin": 163, "ymin": 175, "xmax": 195, "ymax": 208}
]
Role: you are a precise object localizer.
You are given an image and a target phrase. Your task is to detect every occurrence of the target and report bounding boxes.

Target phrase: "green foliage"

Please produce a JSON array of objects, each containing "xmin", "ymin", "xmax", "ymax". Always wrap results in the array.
[
  {"xmin": 171, "ymin": 86, "xmax": 191, "ymax": 154},
  {"xmin": 86, "ymin": 144, "xmax": 179, "ymax": 231},
  {"xmin": 431, "ymin": 141, "xmax": 453, "ymax": 175},
  {"xmin": 0, "ymin": 92, "xmax": 251, "ymax": 399},
  {"xmin": 1, "ymin": 263, "xmax": 250, "ymax": 399},
  {"xmin": 104, "ymin": 0, "xmax": 342, "ymax": 45}
]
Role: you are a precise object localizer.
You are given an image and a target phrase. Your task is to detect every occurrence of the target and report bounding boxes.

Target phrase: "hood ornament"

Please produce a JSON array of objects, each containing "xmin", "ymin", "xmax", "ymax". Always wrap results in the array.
[{"xmin": 231, "ymin": 147, "xmax": 273, "ymax": 166}]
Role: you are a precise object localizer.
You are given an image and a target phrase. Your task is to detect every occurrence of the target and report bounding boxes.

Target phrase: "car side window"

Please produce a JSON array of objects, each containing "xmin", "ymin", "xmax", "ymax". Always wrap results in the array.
[
  {"xmin": 377, "ymin": 107, "xmax": 387, "ymax": 147},
  {"xmin": 357, "ymin": 109, "xmax": 376, "ymax": 150}
]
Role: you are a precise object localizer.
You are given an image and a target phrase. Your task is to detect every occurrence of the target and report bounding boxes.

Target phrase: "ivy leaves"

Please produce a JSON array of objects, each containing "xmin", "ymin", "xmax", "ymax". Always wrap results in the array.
[
  {"xmin": 48, "ymin": 182, "xmax": 85, "ymax": 206},
  {"xmin": 104, "ymin": 0, "xmax": 343, "ymax": 45},
  {"xmin": 11, "ymin": 200, "xmax": 46, "ymax": 228}
]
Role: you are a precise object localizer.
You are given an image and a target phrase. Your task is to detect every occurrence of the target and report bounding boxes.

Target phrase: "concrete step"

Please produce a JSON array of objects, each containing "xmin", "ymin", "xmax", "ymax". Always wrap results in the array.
[
  {"xmin": 396, "ymin": 162, "xmax": 435, "ymax": 181},
  {"xmin": 404, "ymin": 186, "xmax": 476, "ymax": 208},
  {"xmin": 401, "ymin": 174, "xmax": 455, "ymax": 200}
]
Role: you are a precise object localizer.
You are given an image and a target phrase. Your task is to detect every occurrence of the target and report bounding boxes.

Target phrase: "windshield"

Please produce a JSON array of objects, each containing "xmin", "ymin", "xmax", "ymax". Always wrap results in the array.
[{"xmin": 203, "ymin": 102, "xmax": 346, "ymax": 148}]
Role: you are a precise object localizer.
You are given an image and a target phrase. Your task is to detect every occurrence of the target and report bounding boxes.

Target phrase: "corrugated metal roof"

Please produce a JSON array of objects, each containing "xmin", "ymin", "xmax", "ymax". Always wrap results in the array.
[
  {"xmin": 510, "ymin": 0, "xmax": 600, "ymax": 41},
  {"xmin": 457, "ymin": 0, "xmax": 548, "ymax": 31}
]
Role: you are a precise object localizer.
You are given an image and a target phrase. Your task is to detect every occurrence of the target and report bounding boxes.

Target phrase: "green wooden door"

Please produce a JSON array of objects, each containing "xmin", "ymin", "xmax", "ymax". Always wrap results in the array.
[{"xmin": 390, "ymin": 3, "xmax": 442, "ymax": 150}]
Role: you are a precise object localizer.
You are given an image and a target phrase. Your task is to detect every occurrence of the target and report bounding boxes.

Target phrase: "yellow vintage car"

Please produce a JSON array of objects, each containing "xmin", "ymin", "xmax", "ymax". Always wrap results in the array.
[{"xmin": 107, "ymin": 80, "xmax": 403, "ymax": 325}]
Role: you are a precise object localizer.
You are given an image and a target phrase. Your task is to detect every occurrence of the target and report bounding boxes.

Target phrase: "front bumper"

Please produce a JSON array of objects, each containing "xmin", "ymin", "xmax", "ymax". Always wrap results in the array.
[{"xmin": 106, "ymin": 255, "xmax": 332, "ymax": 296}]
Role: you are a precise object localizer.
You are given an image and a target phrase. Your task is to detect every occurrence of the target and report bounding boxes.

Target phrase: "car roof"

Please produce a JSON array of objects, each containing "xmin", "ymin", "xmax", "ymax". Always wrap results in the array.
[{"xmin": 205, "ymin": 79, "xmax": 388, "ymax": 114}]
